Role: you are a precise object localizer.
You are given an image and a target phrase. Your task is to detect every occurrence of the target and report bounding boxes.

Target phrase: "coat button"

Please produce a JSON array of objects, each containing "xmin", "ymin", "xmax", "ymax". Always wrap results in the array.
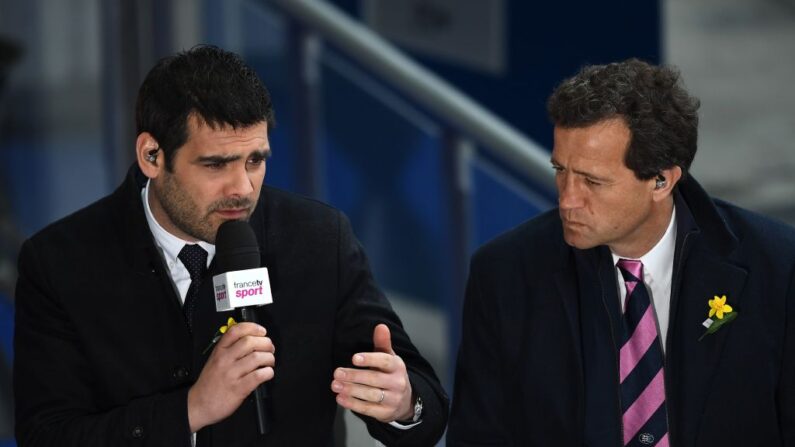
[
  {"xmin": 173, "ymin": 366, "xmax": 189, "ymax": 380},
  {"xmin": 131, "ymin": 426, "xmax": 144, "ymax": 438}
]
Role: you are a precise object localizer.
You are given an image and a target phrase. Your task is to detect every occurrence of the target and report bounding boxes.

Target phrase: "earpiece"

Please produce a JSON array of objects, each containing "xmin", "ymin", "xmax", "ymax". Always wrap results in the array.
[
  {"xmin": 655, "ymin": 175, "xmax": 666, "ymax": 190},
  {"xmin": 146, "ymin": 148, "xmax": 159, "ymax": 164}
]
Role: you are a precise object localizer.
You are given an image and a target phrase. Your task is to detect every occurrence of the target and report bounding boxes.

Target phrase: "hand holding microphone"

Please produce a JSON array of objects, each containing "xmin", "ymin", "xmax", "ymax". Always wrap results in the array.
[
  {"xmin": 187, "ymin": 220, "xmax": 275, "ymax": 434},
  {"xmin": 187, "ymin": 321, "xmax": 275, "ymax": 432}
]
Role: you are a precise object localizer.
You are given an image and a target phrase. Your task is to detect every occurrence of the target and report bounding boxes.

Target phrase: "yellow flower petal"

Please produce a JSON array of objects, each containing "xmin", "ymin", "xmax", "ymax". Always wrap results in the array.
[
  {"xmin": 709, "ymin": 308, "xmax": 716, "ymax": 318},
  {"xmin": 217, "ymin": 318, "xmax": 237, "ymax": 335},
  {"xmin": 716, "ymin": 309, "xmax": 724, "ymax": 319},
  {"xmin": 717, "ymin": 295, "xmax": 726, "ymax": 306},
  {"xmin": 723, "ymin": 305, "xmax": 733, "ymax": 314}
]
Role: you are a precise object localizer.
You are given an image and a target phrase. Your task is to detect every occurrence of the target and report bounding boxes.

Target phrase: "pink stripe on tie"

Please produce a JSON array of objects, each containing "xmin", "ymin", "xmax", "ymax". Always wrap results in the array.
[
  {"xmin": 623, "ymin": 370, "xmax": 666, "ymax": 445},
  {"xmin": 619, "ymin": 259, "xmax": 643, "ymax": 279},
  {"xmin": 624, "ymin": 279, "xmax": 638, "ymax": 299},
  {"xmin": 619, "ymin": 306, "xmax": 658, "ymax": 382},
  {"xmin": 655, "ymin": 433, "xmax": 669, "ymax": 447}
]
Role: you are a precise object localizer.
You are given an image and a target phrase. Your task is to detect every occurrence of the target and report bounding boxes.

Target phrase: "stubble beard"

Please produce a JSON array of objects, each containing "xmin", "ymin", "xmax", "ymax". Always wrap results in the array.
[{"xmin": 154, "ymin": 172, "xmax": 254, "ymax": 244}]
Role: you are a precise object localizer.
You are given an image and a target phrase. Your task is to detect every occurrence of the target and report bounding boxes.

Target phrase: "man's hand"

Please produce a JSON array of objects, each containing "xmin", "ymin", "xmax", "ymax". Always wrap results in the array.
[
  {"xmin": 331, "ymin": 324, "xmax": 415, "ymax": 422},
  {"xmin": 187, "ymin": 322, "xmax": 275, "ymax": 432}
]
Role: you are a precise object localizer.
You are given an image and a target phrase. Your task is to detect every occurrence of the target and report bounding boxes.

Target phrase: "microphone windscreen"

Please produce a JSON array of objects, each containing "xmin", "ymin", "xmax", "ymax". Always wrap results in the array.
[{"xmin": 214, "ymin": 220, "xmax": 261, "ymax": 272}]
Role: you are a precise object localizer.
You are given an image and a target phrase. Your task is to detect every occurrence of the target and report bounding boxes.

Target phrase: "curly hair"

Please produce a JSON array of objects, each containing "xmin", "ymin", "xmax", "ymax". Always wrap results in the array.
[
  {"xmin": 135, "ymin": 45, "xmax": 275, "ymax": 172},
  {"xmin": 547, "ymin": 58, "xmax": 700, "ymax": 180}
]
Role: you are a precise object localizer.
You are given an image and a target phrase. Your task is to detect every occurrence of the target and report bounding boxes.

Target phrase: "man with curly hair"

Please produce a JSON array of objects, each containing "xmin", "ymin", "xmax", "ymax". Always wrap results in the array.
[{"xmin": 449, "ymin": 59, "xmax": 795, "ymax": 446}]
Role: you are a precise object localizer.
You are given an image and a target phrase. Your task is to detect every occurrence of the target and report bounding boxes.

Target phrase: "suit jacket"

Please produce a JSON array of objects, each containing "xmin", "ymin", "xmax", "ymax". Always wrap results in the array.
[
  {"xmin": 448, "ymin": 176, "xmax": 795, "ymax": 446},
  {"xmin": 14, "ymin": 166, "xmax": 448, "ymax": 446}
]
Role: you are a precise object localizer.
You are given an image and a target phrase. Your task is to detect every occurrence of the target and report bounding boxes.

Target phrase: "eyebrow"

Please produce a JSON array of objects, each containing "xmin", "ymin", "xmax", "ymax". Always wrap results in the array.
[
  {"xmin": 196, "ymin": 148, "xmax": 272, "ymax": 164},
  {"xmin": 550, "ymin": 158, "xmax": 612, "ymax": 183}
]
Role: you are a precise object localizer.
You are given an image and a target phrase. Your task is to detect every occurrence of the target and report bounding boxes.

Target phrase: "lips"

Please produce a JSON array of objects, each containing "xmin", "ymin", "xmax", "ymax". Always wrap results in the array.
[
  {"xmin": 215, "ymin": 208, "xmax": 249, "ymax": 219},
  {"xmin": 563, "ymin": 219, "xmax": 586, "ymax": 228}
]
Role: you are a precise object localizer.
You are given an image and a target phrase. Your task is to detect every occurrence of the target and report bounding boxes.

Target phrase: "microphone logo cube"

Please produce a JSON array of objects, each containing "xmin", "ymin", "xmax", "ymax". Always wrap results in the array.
[{"xmin": 212, "ymin": 267, "xmax": 273, "ymax": 312}]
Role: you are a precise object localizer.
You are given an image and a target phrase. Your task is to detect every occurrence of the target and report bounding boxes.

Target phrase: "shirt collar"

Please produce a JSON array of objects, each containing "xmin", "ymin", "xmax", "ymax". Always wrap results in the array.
[
  {"xmin": 611, "ymin": 205, "xmax": 677, "ymax": 286},
  {"xmin": 142, "ymin": 180, "xmax": 215, "ymax": 267}
]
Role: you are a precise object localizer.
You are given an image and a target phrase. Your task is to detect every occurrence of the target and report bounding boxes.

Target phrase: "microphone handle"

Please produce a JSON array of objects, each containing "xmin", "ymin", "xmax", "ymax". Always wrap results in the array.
[{"xmin": 240, "ymin": 306, "xmax": 270, "ymax": 435}]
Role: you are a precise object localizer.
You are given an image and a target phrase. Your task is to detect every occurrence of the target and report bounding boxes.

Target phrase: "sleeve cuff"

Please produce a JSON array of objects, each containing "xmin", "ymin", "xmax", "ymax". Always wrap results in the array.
[{"xmin": 388, "ymin": 419, "xmax": 422, "ymax": 430}]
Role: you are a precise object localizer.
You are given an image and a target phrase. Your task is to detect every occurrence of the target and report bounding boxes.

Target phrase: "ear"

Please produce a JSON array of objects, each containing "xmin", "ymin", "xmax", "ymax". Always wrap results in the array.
[
  {"xmin": 136, "ymin": 132, "xmax": 162, "ymax": 179},
  {"xmin": 651, "ymin": 165, "xmax": 683, "ymax": 202}
]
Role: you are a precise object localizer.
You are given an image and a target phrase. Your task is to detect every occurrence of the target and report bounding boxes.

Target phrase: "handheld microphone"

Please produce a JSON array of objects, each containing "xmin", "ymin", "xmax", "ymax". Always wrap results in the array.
[{"xmin": 212, "ymin": 220, "xmax": 272, "ymax": 435}]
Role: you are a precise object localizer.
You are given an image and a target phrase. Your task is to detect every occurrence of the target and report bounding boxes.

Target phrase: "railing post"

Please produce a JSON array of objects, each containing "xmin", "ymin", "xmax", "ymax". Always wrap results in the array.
[
  {"xmin": 441, "ymin": 130, "xmax": 474, "ymax": 387},
  {"xmin": 287, "ymin": 21, "xmax": 324, "ymax": 199}
]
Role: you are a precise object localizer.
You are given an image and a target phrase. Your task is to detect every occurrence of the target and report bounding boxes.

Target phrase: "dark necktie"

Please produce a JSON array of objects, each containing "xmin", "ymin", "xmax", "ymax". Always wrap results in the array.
[
  {"xmin": 178, "ymin": 244, "xmax": 208, "ymax": 332},
  {"xmin": 616, "ymin": 259, "xmax": 669, "ymax": 447}
]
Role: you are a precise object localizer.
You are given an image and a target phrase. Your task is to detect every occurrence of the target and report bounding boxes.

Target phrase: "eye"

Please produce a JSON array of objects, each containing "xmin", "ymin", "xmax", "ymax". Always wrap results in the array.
[
  {"xmin": 551, "ymin": 165, "xmax": 564, "ymax": 173},
  {"xmin": 204, "ymin": 161, "xmax": 226, "ymax": 171},
  {"xmin": 246, "ymin": 155, "xmax": 266, "ymax": 168},
  {"xmin": 585, "ymin": 177, "xmax": 602, "ymax": 186}
]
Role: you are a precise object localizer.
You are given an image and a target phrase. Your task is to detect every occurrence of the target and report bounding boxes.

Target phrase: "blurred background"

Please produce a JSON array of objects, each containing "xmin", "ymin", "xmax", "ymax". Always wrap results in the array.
[{"xmin": 0, "ymin": 0, "xmax": 793, "ymax": 445}]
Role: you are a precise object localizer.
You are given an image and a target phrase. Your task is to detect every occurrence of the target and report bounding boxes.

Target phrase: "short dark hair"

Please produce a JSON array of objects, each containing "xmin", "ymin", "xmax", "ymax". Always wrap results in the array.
[
  {"xmin": 135, "ymin": 45, "xmax": 275, "ymax": 171},
  {"xmin": 547, "ymin": 58, "xmax": 700, "ymax": 180}
]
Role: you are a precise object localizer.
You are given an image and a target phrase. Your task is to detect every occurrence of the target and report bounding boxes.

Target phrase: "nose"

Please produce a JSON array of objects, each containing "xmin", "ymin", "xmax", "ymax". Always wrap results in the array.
[
  {"xmin": 557, "ymin": 173, "xmax": 584, "ymax": 211},
  {"xmin": 224, "ymin": 164, "xmax": 255, "ymax": 198}
]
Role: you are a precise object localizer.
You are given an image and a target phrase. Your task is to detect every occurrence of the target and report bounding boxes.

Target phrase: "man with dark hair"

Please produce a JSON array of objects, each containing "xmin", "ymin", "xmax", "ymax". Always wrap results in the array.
[
  {"xmin": 449, "ymin": 59, "xmax": 795, "ymax": 446},
  {"xmin": 14, "ymin": 45, "xmax": 448, "ymax": 446}
]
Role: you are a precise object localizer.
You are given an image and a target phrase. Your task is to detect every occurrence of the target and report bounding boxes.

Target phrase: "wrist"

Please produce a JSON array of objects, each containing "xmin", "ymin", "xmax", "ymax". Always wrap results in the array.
[
  {"xmin": 396, "ymin": 394, "xmax": 423, "ymax": 424},
  {"xmin": 187, "ymin": 386, "xmax": 208, "ymax": 433}
]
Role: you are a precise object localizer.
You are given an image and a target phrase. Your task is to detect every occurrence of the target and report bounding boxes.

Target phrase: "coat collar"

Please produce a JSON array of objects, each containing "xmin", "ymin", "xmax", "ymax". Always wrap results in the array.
[
  {"xmin": 109, "ymin": 165, "xmax": 165, "ymax": 276},
  {"xmin": 674, "ymin": 176, "xmax": 738, "ymax": 257}
]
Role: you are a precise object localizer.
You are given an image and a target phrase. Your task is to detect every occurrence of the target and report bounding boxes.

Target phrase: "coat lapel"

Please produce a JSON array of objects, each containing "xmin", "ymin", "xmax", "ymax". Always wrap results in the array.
[
  {"xmin": 554, "ymin": 260, "xmax": 582, "ymax": 361},
  {"xmin": 668, "ymin": 243, "xmax": 747, "ymax": 441},
  {"xmin": 666, "ymin": 179, "xmax": 746, "ymax": 445},
  {"xmin": 191, "ymin": 261, "xmax": 236, "ymax": 362}
]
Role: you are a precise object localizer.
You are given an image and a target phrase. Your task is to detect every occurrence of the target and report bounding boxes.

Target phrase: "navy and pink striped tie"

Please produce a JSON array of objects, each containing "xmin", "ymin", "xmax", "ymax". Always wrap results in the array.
[{"xmin": 617, "ymin": 259, "xmax": 669, "ymax": 447}]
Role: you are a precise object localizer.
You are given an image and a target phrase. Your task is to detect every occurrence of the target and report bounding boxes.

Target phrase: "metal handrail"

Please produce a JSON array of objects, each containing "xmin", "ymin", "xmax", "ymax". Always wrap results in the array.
[{"xmin": 268, "ymin": 0, "xmax": 555, "ymax": 190}]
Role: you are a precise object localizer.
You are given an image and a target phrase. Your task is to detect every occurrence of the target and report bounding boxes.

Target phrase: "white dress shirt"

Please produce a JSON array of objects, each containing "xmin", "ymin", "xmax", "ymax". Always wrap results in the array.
[{"xmin": 611, "ymin": 206, "xmax": 677, "ymax": 352}]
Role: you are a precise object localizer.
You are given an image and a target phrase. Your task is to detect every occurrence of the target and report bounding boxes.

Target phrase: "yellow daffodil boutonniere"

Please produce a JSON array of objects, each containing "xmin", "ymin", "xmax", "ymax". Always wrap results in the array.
[
  {"xmin": 203, "ymin": 317, "xmax": 238, "ymax": 354},
  {"xmin": 699, "ymin": 295, "xmax": 737, "ymax": 341}
]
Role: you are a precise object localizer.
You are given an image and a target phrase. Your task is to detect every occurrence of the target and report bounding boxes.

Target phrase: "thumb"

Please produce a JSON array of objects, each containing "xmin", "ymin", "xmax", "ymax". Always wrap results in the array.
[{"xmin": 372, "ymin": 323, "xmax": 395, "ymax": 355}]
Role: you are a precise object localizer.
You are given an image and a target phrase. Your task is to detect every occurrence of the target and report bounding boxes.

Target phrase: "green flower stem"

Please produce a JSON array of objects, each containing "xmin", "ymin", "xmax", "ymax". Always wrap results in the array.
[
  {"xmin": 202, "ymin": 332, "xmax": 222, "ymax": 355},
  {"xmin": 698, "ymin": 311, "xmax": 738, "ymax": 341}
]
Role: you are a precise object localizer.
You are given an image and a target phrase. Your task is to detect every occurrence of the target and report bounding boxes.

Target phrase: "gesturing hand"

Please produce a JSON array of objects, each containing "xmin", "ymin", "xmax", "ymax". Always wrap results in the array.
[
  {"xmin": 331, "ymin": 324, "xmax": 415, "ymax": 422},
  {"xmin": 188, "ymin": 322, "xmax": 276, "ymax": 432}
]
